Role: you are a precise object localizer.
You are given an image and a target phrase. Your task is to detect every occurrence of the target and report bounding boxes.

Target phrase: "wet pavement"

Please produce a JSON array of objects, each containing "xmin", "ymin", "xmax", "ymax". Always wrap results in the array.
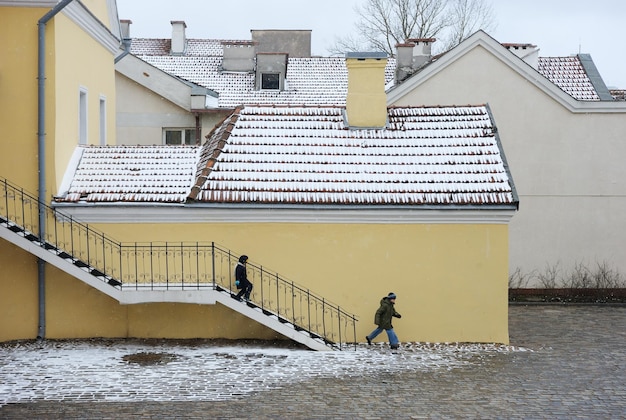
[{"xmin": 0, "ymin": 305, "xmax": 624, "ymax": 419}]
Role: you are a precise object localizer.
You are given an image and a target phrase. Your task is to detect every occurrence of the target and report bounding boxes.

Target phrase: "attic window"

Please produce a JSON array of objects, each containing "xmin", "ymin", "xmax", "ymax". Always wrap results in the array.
[{"xmin": 261, "ymin": 73, "xmax": 280, "ymax": 90}]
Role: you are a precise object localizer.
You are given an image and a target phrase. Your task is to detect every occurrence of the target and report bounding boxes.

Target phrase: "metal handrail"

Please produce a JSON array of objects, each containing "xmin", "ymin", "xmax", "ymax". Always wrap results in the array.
[{"xmin": 0, "ymin": 177, "xmax": 358, "ymax": 349}]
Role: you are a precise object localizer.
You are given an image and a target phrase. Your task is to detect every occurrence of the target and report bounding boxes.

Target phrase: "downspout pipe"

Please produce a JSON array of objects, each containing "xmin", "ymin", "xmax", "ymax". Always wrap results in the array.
[{"xmin": 36, "ymin": 0, "xmax": 75, "ymax": 340}]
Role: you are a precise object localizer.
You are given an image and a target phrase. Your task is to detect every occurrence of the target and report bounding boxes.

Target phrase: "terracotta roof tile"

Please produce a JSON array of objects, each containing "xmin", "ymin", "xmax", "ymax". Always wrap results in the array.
[
  {"xmin": 538, "ymin": 56, "xmax": 600, "ymax": 101},
  {"xmin": 194, "ymin": 105, "xmax": 515, "ymax": 206},
  {"xmin": 57, "ymin": 106, "xmax": 515, "ymax": 208},
  {"xmin": 59, "ymin": 146, "xmax": 200, "ymax": 203},
  {"xmin": 130, "ymin": 39, "xmax": 395, "ymax": 108}
]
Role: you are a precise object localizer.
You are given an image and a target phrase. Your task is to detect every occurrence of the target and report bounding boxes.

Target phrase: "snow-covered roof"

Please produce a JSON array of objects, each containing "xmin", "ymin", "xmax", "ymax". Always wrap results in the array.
[
  {"xmin": 57, "ymin": 105, "xmax": 517, "ymax": 208},
  {"xmin": 60, "ymin": 146, "xmax": 200, "ymax": 203},
  {"xmin": 191, "ymin": 105, "xmax": 516, "ymax": 206},
  {"xmin": 129, "ymin": 38, "xmax": 396, "ymax": 108},
  {"xmin": 538, "ymin": 56, "xmax": 600, "ymax": 101},
  {"xmin": 130, "ymin": 36, "xmax": 608, "ymax": 107}
]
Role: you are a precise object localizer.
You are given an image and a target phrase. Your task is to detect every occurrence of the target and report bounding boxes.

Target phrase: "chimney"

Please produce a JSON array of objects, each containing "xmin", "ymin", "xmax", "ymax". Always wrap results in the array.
[
  {"xmin": 251, "ymin": 29, "xmax": 311, "ymax": 58},
  {"xmin": 170, "ymin": 20, "xmax": 187, "ymax": 55},
  {"xmin": 396, "ymin": 38, "xmax": 435, "ymax": 83},
  {"xmin": 120, "ymin": 19, "xmax": 132, "ymax": 40},
  {"xmin": 502, "ymin": 43, "xmax": 539, "ymax": 69},
  {"xmin": 345, "ymin": 52, "xmax": 388, "ymax": 128},
  {"xmin": 221, "ymin": 41, "xmax": 257, "ymax": 72}
]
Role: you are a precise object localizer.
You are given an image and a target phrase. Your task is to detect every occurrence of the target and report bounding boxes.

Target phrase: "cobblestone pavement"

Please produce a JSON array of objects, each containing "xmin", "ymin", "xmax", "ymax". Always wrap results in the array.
[{"xmin": 0, "ymin": 305, "xmax": 624, "ymax": 419}]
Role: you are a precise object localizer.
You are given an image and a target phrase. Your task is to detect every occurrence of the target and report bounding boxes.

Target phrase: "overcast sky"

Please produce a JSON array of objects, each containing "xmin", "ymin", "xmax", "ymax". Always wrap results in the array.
[{"xmin": 116, "ymin": 0, "xmax": 626, "ymax": 89}]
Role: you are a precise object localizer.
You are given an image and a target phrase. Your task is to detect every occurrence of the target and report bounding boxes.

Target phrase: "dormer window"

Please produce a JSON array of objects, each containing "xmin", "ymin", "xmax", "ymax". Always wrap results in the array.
[
  {"xmin": 261, "ymin": 73, "xmax": 280, "ymax": 90},
  {"xmin": 255, "ymin": 53, "xmax": 287, "ymax": 91}
]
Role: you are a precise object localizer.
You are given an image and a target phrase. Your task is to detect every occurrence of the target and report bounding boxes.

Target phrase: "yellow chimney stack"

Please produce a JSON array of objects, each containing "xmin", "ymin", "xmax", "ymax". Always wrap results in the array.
[{"xmin": 345, "ymin": 52, "xmax": 388, "ymax": 128}]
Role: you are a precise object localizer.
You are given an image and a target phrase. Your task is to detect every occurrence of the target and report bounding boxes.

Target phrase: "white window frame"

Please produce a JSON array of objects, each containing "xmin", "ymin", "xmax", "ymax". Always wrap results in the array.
[
  {"xmin": 163, "ymin": 128, "xmax": 197, "ymax": 145},
  {"xmin": 99, "ymin": 95, "xmax": 106, "ymax": 146},
  {"xmin": 79, "ymin": 87, "xmax": 88, "ymax": 145}
]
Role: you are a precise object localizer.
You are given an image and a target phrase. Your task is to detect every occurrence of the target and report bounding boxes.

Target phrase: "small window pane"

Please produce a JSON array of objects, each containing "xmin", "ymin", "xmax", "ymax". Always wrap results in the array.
[
  {"xmin": 165, "ymin": 131, "xmax": 182, "ymax": 145},
  {"xmin": 184, "ymin": 129, "xmax": 196, "ymax": 145},
  {"xmin": 261, "ymin": 73, "xmax": 280, "ymax": 90}
]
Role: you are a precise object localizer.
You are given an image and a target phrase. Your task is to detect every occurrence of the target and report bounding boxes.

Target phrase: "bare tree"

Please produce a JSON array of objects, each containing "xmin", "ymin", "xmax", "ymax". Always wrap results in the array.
[
  {"xmin": 329, "ymin": 0, "xmax": 496, "ymax": 56},
  {"xmin": 441, "ymin": 0, "xmax": 496, "ymax": 50}
]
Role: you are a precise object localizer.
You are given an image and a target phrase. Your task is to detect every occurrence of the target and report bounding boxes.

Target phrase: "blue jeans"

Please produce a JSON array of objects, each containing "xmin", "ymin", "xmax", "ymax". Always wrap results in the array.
[{"xmin": 367, "ymin": 327, "xmax": 399, "ymax": 346}]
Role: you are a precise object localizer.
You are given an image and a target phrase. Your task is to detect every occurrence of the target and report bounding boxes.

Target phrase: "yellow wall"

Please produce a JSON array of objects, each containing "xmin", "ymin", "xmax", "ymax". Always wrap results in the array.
[
  {"xmin": 0, "ymin": 6, "xmax": 116, "ymax": 197},
  {"xmin": 80, "ymin": 0, "xmax": 111, "ymax": 28},
  {"xmin": 94, "ymin": 221, "xmax": 510, "ymax": 344},
  {"xmin": 0, "ymin": 3, "xmax": 119, "ymax": 342},
  {"xmin": 2, "ymin": 220, "xmax": 509, "ymax": 344},
  {"xmin": 53, "ymin": 13, "xmax": 117, "ymax": 187},
  {"xmin": 0, "ymin": 242, "xmax": 40, "ymax": 341},
  {"xmin": 0, "ymin": 7, "xmax": 46, "ymax": 192}
]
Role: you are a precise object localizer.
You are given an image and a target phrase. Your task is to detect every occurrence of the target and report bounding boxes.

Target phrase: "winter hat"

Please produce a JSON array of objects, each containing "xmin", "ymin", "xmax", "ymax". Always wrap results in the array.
[
  {"xmin": 387, "ymin": 292, "xmax": 397, "ymax": 299},
  {"xmin": 239, "ymin": 255, "xmax": 248, "ymax": 263}
]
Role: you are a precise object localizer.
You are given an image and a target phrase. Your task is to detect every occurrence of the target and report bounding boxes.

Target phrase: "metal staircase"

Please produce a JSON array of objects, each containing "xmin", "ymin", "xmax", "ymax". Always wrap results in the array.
[{"xmin": 0, "ymin": 177, "xmax": 357, "ymax": 350}]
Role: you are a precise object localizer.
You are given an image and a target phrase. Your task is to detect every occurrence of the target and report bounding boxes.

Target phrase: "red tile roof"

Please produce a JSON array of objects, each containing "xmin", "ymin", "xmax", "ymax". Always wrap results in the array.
[
  {"xmin": 57, "ymin": 105, "xmax": 516, "ymax": 208},
  {"xmin": 538, "ymin": 56, "xmax": 600, "ymax": 101},
  {"xmin": 130, "ymin": 39, "xmax": 396, "ymax": 108},
  {"xmin": 59, "ymin": 146, "xmax": 200, "ymax": 203},
  {"xmin": 192, "ymin": 105, "xmax": 515, "ymax": 206}
]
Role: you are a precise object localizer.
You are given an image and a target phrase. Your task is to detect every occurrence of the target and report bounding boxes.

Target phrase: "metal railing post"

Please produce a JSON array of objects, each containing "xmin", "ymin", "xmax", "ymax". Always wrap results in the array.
[
  {"xmin": 150, "ymin": 242, "xmax": 154, "ymax": 290},
  {"xmin": 101, "ymin": 231, "xmax": 105, "ymax": 275},
  {"xmin": 196, "ymin": 242, "xmax": 200, "ymax": 289},
  {"xmin": 165, "ymin": 242, "xmax": 169, "ymax": 289},
  {"xmin": 322, "ymin": 298, "xmax": 327, "ymax": 342},
  {"xmin": 180, "ymin": 241, "xmax": 184, "ymax": 289},
  {"xmin": 353, "ymin": 315, "xmax": 357, "ymax": 351},
  {"xmin": 338, "ymin": 306, "xmax": 342, "ymax": 350},
  {"xmin": 86, "ymin": 224, "xmax": 90, "ymax": 266},
  {"xmin": 211, "ymin": 242, "xmax": 216, "ymax": 289},
  {"xmin": 275, "ymin": 272, "xmax": 279, "ymax": 316}
]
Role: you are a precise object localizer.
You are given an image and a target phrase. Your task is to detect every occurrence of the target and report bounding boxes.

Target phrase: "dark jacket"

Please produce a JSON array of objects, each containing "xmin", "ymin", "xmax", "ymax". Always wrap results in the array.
[
  {"xmin": 374, "ymin": 297, "xmax": 401, "ymax": 330},
  {"xmin": 235, "ymin": 262, "xmax": 250, "ymax": 289}
]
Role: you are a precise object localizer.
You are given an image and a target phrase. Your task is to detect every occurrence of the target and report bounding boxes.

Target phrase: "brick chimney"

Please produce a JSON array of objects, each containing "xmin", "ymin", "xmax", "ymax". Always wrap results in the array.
[
  {"xmin": 502, "ymin": 43, "xmax": 539, "ymax": 69},
  {"xmin": 345, "ymin": 52, "xmax": 388, "ymax": 128},
  {"xmin": 170, "ymin": 20, "xmax": 187, "ymax": 55},
  {"xmin": 395, "ymin": 38, "xmax": 435, "ymax": 83}
]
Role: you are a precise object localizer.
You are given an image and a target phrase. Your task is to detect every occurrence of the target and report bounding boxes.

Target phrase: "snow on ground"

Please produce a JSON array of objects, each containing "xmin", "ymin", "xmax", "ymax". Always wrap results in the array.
[{"xmin": 0, "ymin": 340, "xmax": 527, "ymax": 405}]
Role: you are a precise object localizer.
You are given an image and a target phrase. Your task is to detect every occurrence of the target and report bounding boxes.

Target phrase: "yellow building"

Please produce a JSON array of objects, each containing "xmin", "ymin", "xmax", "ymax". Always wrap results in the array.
[
  {"xmin": 0, "ymin": 0, "xmax": 119, "ymax": 340},
  {"xmin": 1, "ymin": 3, "xmax": 518, "ymax": 349}
]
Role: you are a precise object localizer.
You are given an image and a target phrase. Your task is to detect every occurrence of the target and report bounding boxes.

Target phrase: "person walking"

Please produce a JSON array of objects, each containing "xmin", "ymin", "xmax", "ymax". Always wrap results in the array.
[
  {"xmin": 233, "ymin": 255, "xmax": 253, "ymax": 301},
  {"xmin": 365, "ymin": 292, "xmax": 402, "ymax": 349}
]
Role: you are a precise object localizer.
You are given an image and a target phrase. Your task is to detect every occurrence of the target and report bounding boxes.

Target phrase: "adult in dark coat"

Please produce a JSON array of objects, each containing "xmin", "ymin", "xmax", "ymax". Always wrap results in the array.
[
  {"xmin": 233, "ymin": 255, "xmax": 253, "ymax": 301},
  {"xmin": 365, "ymin": 292, "xmax": 402, "ymax": 349}
]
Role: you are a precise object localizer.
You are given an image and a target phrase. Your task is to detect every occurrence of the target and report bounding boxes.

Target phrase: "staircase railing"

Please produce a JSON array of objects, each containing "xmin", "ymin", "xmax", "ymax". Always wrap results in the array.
[{"xmin": 0, "ymin": 177, "xmax": 358, "ymax": 350}]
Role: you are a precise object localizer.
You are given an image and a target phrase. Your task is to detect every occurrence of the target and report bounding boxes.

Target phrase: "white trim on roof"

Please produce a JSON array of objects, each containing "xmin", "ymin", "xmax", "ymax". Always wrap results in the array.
[
  {"xmin": 51, "ymin": 204, "xmax": 516, "ymax": 224},
  {"xmin": 387, "ymin": 30, "xmax": 626, "ymax": 114},
  {"xmin": 64, "ymin": 1, "xmax": 120, "ymax": 54},
  {"xmin": 116, "ymin": 54, "xmax": 220, "ymax": 111},
  {"xmin": 0, "ymin": 1, "xmax": 120, "ymax": 53}
]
